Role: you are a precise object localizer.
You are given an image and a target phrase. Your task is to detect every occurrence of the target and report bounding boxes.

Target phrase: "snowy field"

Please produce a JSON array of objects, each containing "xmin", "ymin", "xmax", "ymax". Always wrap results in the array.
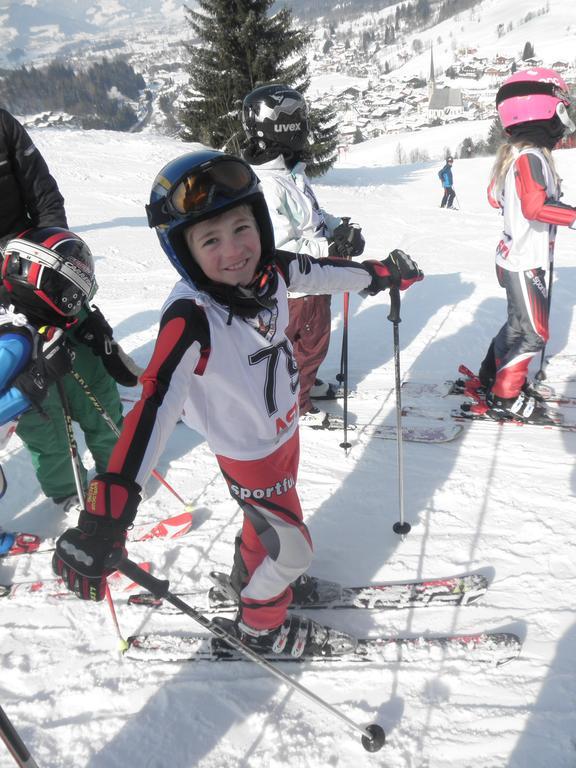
[{"xmin": 1, "ymin": 123, "xmax": 576, "ymax": 768}]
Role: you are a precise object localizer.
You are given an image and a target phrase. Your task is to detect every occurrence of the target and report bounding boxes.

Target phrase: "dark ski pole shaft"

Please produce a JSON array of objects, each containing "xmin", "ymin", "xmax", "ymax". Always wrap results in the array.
[
  {"xmin": 388, "ymin": 289, "xmax": 410, "ymax": 536},
  {"xmin": 535, "ymin": 260, "xmax": 554, "ymax": 381},
  {"xmin": 336, "ymin": 292, "xmax": 348, "ymax": 384},
  {"xmin": 56, "ymin": 381, "xmax": 86, "ymax": 507},
  {"xmin": 0, "ymin": 705, "xmax": 40, "ymax": 768},
  {"xmin": 118, "ymin": 559, "xmax": 385, "ymax": 753},
  {"xmin": 339, "ymin": 292, "xmax": 351, "ymax": 451}
]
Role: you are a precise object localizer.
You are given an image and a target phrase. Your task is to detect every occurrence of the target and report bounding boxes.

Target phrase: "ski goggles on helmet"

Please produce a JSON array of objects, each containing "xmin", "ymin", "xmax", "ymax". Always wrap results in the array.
[
  {"xmin": 2, "ymin": 239, "xmax": 97, "ymax": 316},
  {"xmin": 556, "ymin": 102, "xmax": 576, "ymax": 134},
  {"xmin": 146, "ymin": 157, "xmax": 258, "ymax": 227},
  {"xmin": 496, "ymin": 79, "xmax": 571, "ymax": 108}
]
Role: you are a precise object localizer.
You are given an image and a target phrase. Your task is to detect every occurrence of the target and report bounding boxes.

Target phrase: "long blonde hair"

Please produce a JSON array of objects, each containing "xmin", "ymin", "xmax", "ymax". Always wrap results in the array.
[{"xmin": 489, "ymin": 140, "xmax": 560, "ymax": 200}]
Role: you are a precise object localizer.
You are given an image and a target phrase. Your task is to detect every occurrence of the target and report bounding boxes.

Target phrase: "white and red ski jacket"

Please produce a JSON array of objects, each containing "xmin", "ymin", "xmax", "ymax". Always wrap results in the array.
[
  {"xmin": 487, "ymin": 146, "xmax": 576, "ymax": 272},
  {"xmin": 107, "ymin": 252, "xmax": 372, "ymax": 486}
]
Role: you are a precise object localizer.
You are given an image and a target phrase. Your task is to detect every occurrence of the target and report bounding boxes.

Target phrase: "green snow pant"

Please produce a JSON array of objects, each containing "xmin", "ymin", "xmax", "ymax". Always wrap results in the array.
[{"xmin": 15, "ymin": 343, "xmax": 123, "ymax": 501}]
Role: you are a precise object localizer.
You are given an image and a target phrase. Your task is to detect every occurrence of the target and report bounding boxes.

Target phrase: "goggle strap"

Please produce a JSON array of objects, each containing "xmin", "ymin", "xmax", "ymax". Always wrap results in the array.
[
  {"xmin": 497, "ymin": 80, "xmax": 569, "ymax": 106},
  {"xmin": 145, "ymin": 200, "xmax": 171, "ymax": 228}
]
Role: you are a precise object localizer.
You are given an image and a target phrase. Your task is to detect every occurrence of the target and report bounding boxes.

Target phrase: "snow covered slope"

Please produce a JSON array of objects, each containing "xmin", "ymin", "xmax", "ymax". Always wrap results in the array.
[{"xmin": 1, "ymin": 124, "xmax": 576, "ymax": 767}]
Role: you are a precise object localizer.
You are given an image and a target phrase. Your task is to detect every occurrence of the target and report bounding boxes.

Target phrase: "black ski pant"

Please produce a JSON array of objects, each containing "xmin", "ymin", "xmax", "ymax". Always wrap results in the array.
[{"xmin": 489, "ymin": 265, "xmax": 549, "ymax": 399}]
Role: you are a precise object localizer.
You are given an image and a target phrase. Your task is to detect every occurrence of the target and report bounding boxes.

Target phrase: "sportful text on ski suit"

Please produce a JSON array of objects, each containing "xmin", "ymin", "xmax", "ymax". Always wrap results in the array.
[
  {"xmin": 106, "ymin": 252, "xmax": 373, "ymax": 630},
  {"xmin": 249, "ymin": 155, "xmax": 342, "ymax": 413},
  {"xmin": 487, "ymin": 146, "xmax": 576, "ymax": 397}
]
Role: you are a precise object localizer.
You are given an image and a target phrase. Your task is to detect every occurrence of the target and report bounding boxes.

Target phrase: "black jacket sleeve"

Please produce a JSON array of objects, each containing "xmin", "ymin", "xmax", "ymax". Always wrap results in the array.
[{"xmin": 0, "ymin": 109, "xmax": 67, "ymax": 240}]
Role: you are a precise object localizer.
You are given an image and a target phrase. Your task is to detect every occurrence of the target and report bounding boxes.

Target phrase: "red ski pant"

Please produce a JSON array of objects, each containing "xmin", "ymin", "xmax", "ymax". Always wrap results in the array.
[
  {"xmin": 216, "ymin": 430, "xmax": 313, "ymax": 631},
  {"xmin": 491, "ymin": 265, "xmax": 549, "ymax": 398},
  {"xmin": 286, "ymin": 294, "xmax": 332, "ymax": 414}
]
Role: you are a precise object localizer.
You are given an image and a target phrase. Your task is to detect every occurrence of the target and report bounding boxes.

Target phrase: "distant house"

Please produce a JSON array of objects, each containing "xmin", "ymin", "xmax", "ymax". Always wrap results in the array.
[{"xmin": 338, "ymin": 86, "xmax": 365, "ymax": 99}]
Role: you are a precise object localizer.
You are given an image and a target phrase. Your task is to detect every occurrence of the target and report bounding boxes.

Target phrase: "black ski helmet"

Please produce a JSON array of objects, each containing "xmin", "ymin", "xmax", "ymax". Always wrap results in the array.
[
  {"xmin": 1, "ymin": 228, "xmax": 97, "ymax": 320},
  {"xmin": 146, "ymin": 149, "xmax": 277, "ymax": 316},
  {"xmin": 242, "ymin": 84, "xmax": 310, "ymax": 153}
]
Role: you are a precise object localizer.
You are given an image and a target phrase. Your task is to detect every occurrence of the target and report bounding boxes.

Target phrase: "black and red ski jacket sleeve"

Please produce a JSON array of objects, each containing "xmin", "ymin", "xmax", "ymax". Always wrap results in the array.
[
  {"xmin": 107, "ymin": 299, "xmax": 210, "ymax": 484},
  {"xmin": 514, "ymin": 152, "xmax": 576, "ymax": 227}
]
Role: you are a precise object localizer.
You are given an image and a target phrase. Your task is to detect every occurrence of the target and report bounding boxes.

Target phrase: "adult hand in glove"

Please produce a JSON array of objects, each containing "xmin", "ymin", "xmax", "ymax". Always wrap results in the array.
[
  {"xmin": 328, "ymin": 218, "xmax": 365, "ymax": 259},
  {"xmin": 52, "ymin": 473, "xmax": 141, "ymax": 601},
  {"xmin": 362, "ymin": 249, "xmax": 424, "ymax": 294},
  {"xmin": 12, "ymin": 327, "xmax": 73, "ymax": 408}
]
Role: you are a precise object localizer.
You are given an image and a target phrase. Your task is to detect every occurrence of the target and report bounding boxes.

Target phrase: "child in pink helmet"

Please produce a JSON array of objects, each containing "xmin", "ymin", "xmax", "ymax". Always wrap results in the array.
[{"xmin": 477, "ymin": 68, "xmax": 576, "ymax": 422}]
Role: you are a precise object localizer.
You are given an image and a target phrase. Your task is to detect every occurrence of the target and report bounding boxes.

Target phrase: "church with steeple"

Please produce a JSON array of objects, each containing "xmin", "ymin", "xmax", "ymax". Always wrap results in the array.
[{"xmin": 428, "ymin": 46, "xmax": 463, "ymax": 120}]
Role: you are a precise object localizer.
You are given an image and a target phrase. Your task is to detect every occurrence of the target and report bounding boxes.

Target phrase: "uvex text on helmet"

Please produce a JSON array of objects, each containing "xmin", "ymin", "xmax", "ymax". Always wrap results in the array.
[{"xmin": 242, "ymin": 84, "xmax": 310, "ymax": 153}]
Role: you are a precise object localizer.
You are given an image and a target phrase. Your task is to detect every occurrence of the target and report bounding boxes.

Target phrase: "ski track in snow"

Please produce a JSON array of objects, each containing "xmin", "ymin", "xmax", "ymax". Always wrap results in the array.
[{"xmin": 3, "ymin": 101, "xmax": 576, "ymax": 768}]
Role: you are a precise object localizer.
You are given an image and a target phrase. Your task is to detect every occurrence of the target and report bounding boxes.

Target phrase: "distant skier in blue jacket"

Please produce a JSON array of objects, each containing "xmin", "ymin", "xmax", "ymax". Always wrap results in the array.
[{"xmin": 438, "ymin": 156, "xmax": 456, "ymax": 208}]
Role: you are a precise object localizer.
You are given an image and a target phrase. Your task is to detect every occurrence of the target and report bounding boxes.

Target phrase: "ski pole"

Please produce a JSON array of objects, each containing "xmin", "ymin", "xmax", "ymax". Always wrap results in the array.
[
  {"xmin": 0, "ymin": 705, "xmax": 40, "ymax": 768},
  {"xmin": 105, "ymin": 582, "xmax": 129, "ymax": 653},
  {"xmin": 56, "ymin": 381, "xmax": 128, "ymax": 651},
  {"xmin": 56, "ymin": 381, "xmax": 87, "ymax": 510},
  {"xmin": 388, "ymin": 289, "xmax": 410, "ymax": 536},
  {"xmin": 339, "ymin": 292, "xmax": 351, "ymax": 452},
  {"xmin": 535, "ymin": 260, "xmax": 554, "ymax": 381},
  {"xmin": 70, "ymin": 371, "xmax": 192, "ymax": 510},
  {"xmin": 336, "ymin": 292, "xmax": 349, "ymax": 384},
  {"xmin": 118, "ymin": 558, "xmax": 386, "ymax": 753}
]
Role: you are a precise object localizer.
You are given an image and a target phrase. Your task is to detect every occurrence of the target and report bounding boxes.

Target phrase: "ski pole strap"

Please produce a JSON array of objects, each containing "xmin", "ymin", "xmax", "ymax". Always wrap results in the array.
[
  {"xmin": 118, "ymin": 558, "xmax": 170, "ymax": 599},
  {"xmin": 387, "ymin": 287, "xmax": 401, "ymax": 324}
]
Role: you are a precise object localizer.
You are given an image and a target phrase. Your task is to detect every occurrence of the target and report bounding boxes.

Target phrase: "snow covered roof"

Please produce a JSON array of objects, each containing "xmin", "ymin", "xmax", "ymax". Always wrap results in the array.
[{"xmin": 429, "ymin": 87, "xmax": 463, "ymax": 110}]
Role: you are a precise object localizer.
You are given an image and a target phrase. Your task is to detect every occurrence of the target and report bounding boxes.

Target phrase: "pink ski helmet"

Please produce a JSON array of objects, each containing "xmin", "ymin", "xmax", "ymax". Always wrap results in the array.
[{"xmin": 496, "ymin": 67, "xmax": 574, "ymax": 133}]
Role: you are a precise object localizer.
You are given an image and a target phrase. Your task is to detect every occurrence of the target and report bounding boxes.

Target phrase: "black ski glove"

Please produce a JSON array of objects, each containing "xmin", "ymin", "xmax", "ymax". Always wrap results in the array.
[
  {"xmin": 327, "ymin": 218, "xmax": 365, "ymax": 259},
  {"xmin": 74, "ymin": 305, "xmax": 141, "ymax": 387},
  {"xmin": 52, "ymin": 473, "xmax": 141, "ymax": 601},
  {"xmin": 12, "ymin": 328, "xmax": 73, "ymax": 408},
  {"xmin": 362, "ymin": 250, "xmax": 424, "ymax": 294}
]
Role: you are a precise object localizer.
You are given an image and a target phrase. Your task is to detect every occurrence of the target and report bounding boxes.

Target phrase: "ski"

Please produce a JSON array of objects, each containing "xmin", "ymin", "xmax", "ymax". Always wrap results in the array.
[
  {"xmin": 401, "ymin": 403, "xmax": 576, "ymax": 431},
  {"xmin": 0, "ymin": 563, "xmax": 152, "ymax": 602},
  {"xmin": 125, "ymin": 627, "xmax": 521, "ymax": 666},
  {"xmin": 0, "ymin": 511, "xmax": 193, "ymax": 559},
  {"xmin": 401, "ymin": 368, "xmax": 576, "ymax": 407},
  {"xmin": 127, "ymin": 570, "xmax": 489, "ymax": 615},
  {"xmin": 453, "ymin": 404, "xmax": 576, "ymax": 431},
  {"xmin": 302, "ymin": 414, "xmax": 462, "ymax": 444},
  {"xmin": 447, "ymin": 365, "xmax": 576, "ymax": 406}
]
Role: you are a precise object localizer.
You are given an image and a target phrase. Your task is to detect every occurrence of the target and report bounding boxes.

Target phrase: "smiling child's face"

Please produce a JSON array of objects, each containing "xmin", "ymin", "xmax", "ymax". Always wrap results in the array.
[{"xmin": 184, "ymin": 205, "xmax": 261, "ymax": 287}]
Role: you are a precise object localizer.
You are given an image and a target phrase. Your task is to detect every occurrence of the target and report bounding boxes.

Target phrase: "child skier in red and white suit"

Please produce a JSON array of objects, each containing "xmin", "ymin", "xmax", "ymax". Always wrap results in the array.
[
  {"xmin": 478, "ymin": 67, "xmax": 576, "ymax": 422},
  {"xmin": 53, "ymin": 150, "xmax": 422, "ymax": 658}
]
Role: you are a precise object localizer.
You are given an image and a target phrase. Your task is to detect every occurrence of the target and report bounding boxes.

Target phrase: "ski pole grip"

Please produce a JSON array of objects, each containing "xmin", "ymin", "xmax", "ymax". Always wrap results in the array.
[
  {"xmin": 119, "ymin": 558, "xmax": 170, "ymax": 598},
  {"xmin": 387, "ymin": 287, "xmax": 401, "ymax": 324}
]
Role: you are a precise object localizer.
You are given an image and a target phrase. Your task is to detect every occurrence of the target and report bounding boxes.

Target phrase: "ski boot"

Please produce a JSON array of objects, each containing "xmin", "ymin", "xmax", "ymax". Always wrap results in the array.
[
  {"xmin": 485, "ymin": 390, "xmax": 559, "ymax": 425},
  {"xmin": 215, "ymin": 613, "xmax": 357, "ymax": 659}
]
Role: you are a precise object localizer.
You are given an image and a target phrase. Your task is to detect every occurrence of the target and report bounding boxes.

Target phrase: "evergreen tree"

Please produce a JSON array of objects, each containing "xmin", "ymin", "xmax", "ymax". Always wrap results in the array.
[
  {"xmin": 180, "ymin": 0, "xmax": 309, "ymax": 155},
  {"xmin": 302, "ymin": 101, "xmax": 339, "ymax": 177},
  {"xmin": 486, "ymin": 117, "xmax": 506, "ymax": 154}
]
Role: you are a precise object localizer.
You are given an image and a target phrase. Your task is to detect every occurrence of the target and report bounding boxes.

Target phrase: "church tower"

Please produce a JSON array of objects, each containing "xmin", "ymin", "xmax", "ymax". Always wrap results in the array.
[{"xmin": 429, "ymin": 45, "xmax": 436, "ymax": 99}]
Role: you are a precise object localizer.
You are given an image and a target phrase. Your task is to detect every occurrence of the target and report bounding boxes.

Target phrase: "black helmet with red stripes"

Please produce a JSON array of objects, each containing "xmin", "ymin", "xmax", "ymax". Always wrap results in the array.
[{"xmin": 1, "ymin": 228, "xmax": 97, "ymax": 322}]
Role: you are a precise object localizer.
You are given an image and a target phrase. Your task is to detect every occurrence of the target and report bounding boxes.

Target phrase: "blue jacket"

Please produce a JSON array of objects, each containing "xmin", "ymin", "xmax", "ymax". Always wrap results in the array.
[
  {"xmin": 438, "ymin": 164, "xmax": 453, "ymax": 189},
  {"xmin": 0, "ymin": 323, "xmax": 33, "ymax": 425}
]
